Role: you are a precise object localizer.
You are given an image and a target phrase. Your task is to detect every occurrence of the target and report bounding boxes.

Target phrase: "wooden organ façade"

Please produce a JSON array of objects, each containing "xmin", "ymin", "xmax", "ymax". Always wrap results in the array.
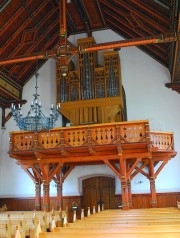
[
  {"xmin": 57, "ymin": 37, "xmax": 126, "ymax": 126},
  {"xmin": 9, "ymin": 37, "xmax": 176, "ymax": 211}
]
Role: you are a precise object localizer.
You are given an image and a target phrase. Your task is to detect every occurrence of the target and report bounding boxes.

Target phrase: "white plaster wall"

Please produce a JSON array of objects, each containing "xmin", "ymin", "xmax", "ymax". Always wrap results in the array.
[
  {"xmin": 0, "ymin": 29, "xmax": 179, "ymax": 197},
  {"xmin": 0, "ymin": 59, "xmax": 62, "ymax": 197},
  {"xmin": 92, "ymin": 30, "xmax": 180, "ymax": 193},
  {"xmin": 50, "ymin": 165, "xmax": 118, "ymax": 196}
]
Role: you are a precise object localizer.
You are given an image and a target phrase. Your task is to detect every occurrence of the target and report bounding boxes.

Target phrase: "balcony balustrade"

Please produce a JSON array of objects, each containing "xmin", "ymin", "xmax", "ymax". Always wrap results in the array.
[
  {"xmin": 9, "ymin": 120, "xmax": 175, "ymax": 154},
  {"xmin": 8, "ymin": 120, "xmax": 177, "ymax": 211}
]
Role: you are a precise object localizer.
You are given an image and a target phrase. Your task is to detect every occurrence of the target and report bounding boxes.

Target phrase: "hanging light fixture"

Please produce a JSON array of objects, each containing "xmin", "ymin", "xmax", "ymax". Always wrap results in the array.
[
  {"xmin": 11, "ymin": 77, "xmax": 61, "ymax": 131},
  {"xmin": 11, "ymin": 29, "xmax": 61, "ymax": 132}
]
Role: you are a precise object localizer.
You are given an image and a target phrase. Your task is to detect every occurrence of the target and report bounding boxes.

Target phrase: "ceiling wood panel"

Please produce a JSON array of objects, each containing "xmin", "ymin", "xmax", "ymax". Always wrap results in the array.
[{"xmin": 0, "ymin": 0, "xmax": 179, "ymax": 106}]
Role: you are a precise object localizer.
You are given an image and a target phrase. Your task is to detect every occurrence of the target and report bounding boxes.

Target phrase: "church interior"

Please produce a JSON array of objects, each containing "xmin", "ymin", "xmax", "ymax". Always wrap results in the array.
[{"xmin": 0, "ymin": 0, "xmax": 180, "ymax": 237}]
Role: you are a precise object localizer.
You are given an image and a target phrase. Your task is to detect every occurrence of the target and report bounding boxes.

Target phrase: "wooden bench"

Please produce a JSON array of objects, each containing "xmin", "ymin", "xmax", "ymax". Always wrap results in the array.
[
  {"xmin": 54, "ymin": 225, "xmax": 180, "ymax": 233},
  {"xmin": 1, "ymin": 207, "xmax": 180, "ymax": 238},
  {"xmin": 0, "ymin": 210, "xmax": 67, "ymax": 238},
  {"xmin": 42, "ymin": 207, "xmax": 180, "ymax": 238},
  {"xmin": 39, "ymin": 231, "xmax": 180, "ymax": 238}
]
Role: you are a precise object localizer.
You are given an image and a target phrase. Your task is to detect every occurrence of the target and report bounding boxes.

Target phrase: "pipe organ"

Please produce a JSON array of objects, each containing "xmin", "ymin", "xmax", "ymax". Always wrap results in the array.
[{"xmin": 57, "ymin": 37, "xmax": 126, "ymax": 125}]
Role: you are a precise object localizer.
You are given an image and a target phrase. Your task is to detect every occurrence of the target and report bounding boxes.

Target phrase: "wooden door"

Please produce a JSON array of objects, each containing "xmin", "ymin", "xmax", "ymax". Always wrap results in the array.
[{"xmin": 83, "ymin": 176, "xmax": 116, "ymax": 210}]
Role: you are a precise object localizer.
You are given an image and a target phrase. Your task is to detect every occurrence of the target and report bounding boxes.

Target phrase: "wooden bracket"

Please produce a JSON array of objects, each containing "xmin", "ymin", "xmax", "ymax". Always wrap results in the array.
[
  {"xmin": 1, "ymin": 100, "xmax": 27, "ymax": 128},
  {"xmin": 1, "ymin": 108, "xmax": 12, "ymax": 129},
  {"xmin": 105, "ymin": 160, "xmax": 121, "ymax": 178},
  {"xmin": 62, "ymin": 165, "xmax": 75, "ymax": 182}
]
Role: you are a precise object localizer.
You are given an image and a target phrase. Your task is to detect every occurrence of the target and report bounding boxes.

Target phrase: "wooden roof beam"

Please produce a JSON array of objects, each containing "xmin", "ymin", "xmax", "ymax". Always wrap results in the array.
[
  {"xmin": 100, "ymin": 18, "xmax": 169, "ymax": 63},
  {"xmin": 104, "ymin": 9, "xmax": 167, "ymax": 55},
  {"xmin": 73, "ymin": 0, "xmax": 92, "ymax": 36},
  {"xmin": 66, "ymin": 11, "xmax": 77, "ymax": 34},
  {"xmin": 83, "ymin": 33, "xmax": 176, "ymax": 52},
  {"xmin": 131, "ymin": 0, "xmax": 169, "ymax": 25},
  {"xmin": 111, "ymin": 0, "xmax": 169, "ymax": 33},
  {"xmin": 165, "ymin": 13, "xmax": 180, "ymax": 93},
  {"xmin": 7, "ymin": 8, "xmax": 59, "ymax": 75},
  {"xmin": 17, "ymin": 26, "xmax": 59, "ymax": 80},
  {"xmin": 1, "ymin": 0, "xmax": 34, "ymax": 35},
  {"xmin": 95, "ymin": 0, "xmax": 107, "ymax": 27},
  {"xmin": 1, "ymin": 1, "xmax": 49, "ymax": 56}
]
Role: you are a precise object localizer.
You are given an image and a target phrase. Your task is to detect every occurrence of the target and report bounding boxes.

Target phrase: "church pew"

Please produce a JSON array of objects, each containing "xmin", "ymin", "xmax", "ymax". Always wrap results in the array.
[
  {"xmin": 0, "ymin": 217, "xmax": 26, "ymax": 238},
  {"xmin": 52, "ymin": 208, "xmax": 180, "ymax": 232},
  {"xmin": 54, "ymin": 225, "xmax": 180, "ymax": 233},
  {"xmin": 45, "ymin": 207, "xmax": 180, "ymax": 237},
  {"xmin": 66, "ymin": 222, "xmax": 180, "ymax": 229},
  {"xmin": 0, "ymin": 222, "xmax": 8, "ymax": 238},
  {"xmin": 37, "ymin": 208, "xmax": 180, "ymax": 238},
  {"xmin": 0, "ymin": 210, "xmax": 66, "ymax": 238},
  {"xmin": 48, "ymin": 209, "xmax": 180, "ymax": 238},
  {"xmin": 39, "ymin": 231, "xmax": 180, "ymax": 238},
  {"xmin": 92, "ymin": 208, "xmax": 180, "ymax": 215},
  {"xmin": 76, "ymin": 208, "xmax": 180, "ymax": 220},
  {"xmin": 0, "ymin": 210, "xmax": 66, "ymax": 231},
  {"xmin": 66, "ymin": 217, "xmax": 180, "ymax": 226}
]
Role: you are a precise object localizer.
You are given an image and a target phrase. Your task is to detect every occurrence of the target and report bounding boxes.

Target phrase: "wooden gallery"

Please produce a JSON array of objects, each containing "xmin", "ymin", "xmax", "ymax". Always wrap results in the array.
[{"xmin": 0, "ymin": 0, "xmax": 180, "ymax": 237}]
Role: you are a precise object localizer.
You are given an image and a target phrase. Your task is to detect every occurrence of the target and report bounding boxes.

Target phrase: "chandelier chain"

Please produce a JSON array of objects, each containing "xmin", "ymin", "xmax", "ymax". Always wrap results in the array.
[{"xmin": 11, "ymin": 27, "xmax": 60, "ymax": 131}]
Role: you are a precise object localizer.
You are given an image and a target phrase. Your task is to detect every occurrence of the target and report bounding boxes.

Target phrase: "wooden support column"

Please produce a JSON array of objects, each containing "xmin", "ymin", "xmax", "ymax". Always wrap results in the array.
[
  {"xmin": 149, "ymin": 159, "xmax": 157, "ymax": 207},
  {"xmin": 120, "ymin": 157, "xmax": 129, "ymax": 210},
  {"xmin": 121, "ymin": 178, "xmax": 129, "ymax": 210},
  {"xmin": 150, "ymin": 178, "xmax": 157, "ymax": 207},
  {"xmin": 127, "ymin": 180, "xmax": 132, "ymax": 208},
  {"xmin": 43, "ymin": 183, "xmax": 50, "ymax": 211},
  {"xmin": 35, "ymin": 181, "xmax": 41, "ymax": 211},
  {"xmin": 57, "ymin": 182, "xmax": 63, "ymax": 210},
  {"xmin": 56, "ymin": 167, "xmax": 63, "ymax": 210}
]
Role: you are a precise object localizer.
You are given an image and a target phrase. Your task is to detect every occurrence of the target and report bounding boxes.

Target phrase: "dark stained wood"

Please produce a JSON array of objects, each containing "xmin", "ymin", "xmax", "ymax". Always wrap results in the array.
[
  {"xmin": 0, "ymin": 192, "xmax": 180, "ymax": 211},
  {"xmin": 132, "ymin": 192, "xmax": 180, "ymax": 209},
  {"xmin": 0, "ymin": 0, "xmax": 179, "ymax": 103},
  {"xmin": 165, "ymin": 13, "xmax": 180, "ymax": 93},
  {"xmin": 83, "ymin": 177, "xmax": 116, "ymax": 210}
]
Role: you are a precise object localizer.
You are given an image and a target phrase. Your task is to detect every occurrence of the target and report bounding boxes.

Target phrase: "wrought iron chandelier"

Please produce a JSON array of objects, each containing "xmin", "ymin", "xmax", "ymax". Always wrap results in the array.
[
  {"xmin": 11, "ymin": 74, "xmax": 60, "ymax": 131},
  {"xmin": 11, "ymin": 29, "xmax": 60, "ymax": 132}
]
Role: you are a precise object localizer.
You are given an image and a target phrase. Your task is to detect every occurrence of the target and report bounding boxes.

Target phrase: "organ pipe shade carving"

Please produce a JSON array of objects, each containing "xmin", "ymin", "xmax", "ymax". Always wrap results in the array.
[
  {"xmin": 80, "ymin": 52, "xmax": 95, "ymax": 100},
  {"xmin": 105, "ymin": 58, "xmax": 120, "ymax": 97},
  {"xmin": 59, "ymin": 74, "xmax": 69, "ymax": 102},
  {"xmin": 69, "ymin": 71, "xmax": 79, "ymax": 101},
  {"xmin": 56, "ymin": 37, "xmax": 126, "ymax": 125}
]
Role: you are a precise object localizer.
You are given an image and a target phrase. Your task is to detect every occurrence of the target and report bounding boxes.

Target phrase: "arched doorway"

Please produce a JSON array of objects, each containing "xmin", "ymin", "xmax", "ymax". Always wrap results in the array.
[{"xmin": 82, "ymin": 176, "xmax": 116, "ymax": 210}]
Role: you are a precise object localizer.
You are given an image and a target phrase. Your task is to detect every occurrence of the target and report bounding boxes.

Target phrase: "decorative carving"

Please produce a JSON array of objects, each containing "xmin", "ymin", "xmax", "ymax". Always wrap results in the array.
[
  {"xmin": 57, "ymin": 37, "xmax": 125, "ymax": 125},
  {"xmin": 21, "ymin": 29, "xmax": 37, "ymax": 45},
  {"xmin": 150, "ymin": 132, "xmax": 174, "ymax": 150},
  {"xmin": 9, "ymin": 121, "xmax": 175, "ymax": 151}
]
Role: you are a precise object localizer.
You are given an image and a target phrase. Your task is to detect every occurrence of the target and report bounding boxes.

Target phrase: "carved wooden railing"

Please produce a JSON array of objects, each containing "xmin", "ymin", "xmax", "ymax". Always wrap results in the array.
[
  {"xmin": 9, "ymin": 120, "xmax": 174, "ymax": 153},
  {"xmin": 149, "ymin": 131, "xmax": 174, "ymax": 150}
]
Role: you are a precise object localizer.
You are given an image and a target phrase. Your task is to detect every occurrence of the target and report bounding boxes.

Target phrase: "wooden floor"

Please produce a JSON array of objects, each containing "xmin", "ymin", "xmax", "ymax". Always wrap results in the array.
[{"xmin": 39, "ymin": 207, "xmax": 180, "ymax": 238}]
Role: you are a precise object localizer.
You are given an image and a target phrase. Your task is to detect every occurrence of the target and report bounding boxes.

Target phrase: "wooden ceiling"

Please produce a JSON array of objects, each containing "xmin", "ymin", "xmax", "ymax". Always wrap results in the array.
[{"xmin": 0, "ymin": 0, "xmax": 180, "ymax": 108}]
